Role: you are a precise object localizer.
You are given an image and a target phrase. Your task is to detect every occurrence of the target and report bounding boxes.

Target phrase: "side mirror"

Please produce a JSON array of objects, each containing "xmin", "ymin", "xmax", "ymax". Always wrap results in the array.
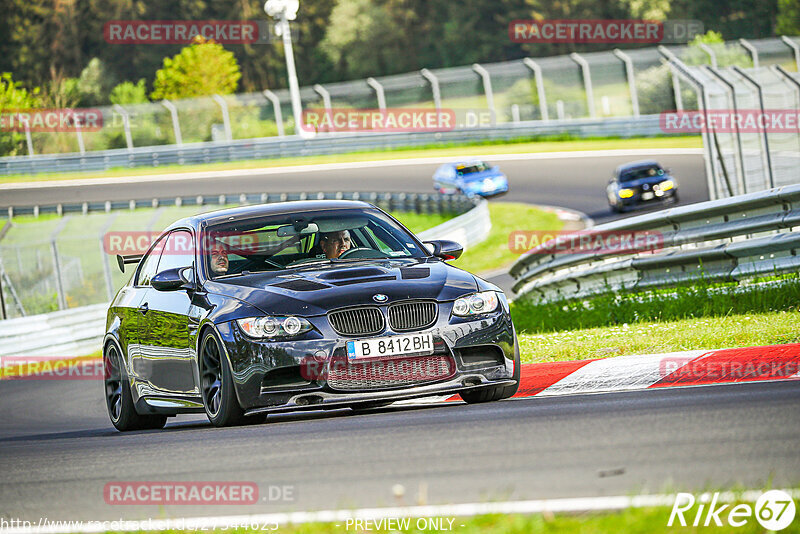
[
  {"xmin": 423, "ymin": 240, "xmax": 463, "ymax": 261},
  {"xmin": 152, "ymin": 267, "xmax": 194, "ymax": 291}
]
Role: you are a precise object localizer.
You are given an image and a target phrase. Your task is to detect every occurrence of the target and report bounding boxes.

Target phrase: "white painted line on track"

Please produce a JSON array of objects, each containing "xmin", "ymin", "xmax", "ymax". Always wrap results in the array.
[
  {"xmin": 0, "ymin": 149, "xmax": 703, "ymax": 191},
  {"xmin": 2, "ymin": 489, "xmax": 796, "ymax": 534}
]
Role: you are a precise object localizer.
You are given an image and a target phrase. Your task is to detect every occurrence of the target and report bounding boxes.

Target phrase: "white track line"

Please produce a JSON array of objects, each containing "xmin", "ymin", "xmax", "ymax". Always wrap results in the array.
[
  {"xmin": 2, "ymin": 489, "xmax": 796, "ymax": 534},
  {"xmin": 0, "ymin": 149, "xmax": 703, "ymax": 191}
]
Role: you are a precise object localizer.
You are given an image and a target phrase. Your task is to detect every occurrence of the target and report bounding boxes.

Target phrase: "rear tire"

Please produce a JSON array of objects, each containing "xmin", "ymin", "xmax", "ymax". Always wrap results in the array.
[
  {"xmin": 460, "ymin": 338, "xmax": 520, "ymax": 404},
  {"xmin": 200, "ymin": 329, "xmax": 248, "ymax": 427},
  {"xmin": 104, "ymin": 344, "xmax": 167, "ymax": 431}
]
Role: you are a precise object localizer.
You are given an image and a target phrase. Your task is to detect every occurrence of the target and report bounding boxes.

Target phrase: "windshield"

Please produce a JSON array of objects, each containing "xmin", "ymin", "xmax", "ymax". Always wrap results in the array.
[
  {"xmin": 620, "ymin": 165, "xmax": 664, "ymax": 182},
  {"xmin": 456, "ymin": 162, "xmax": 490, "ymax": 175},
  {"xmin": 203, "ymin": 208, "xmax": 426, "ymax": 279}
]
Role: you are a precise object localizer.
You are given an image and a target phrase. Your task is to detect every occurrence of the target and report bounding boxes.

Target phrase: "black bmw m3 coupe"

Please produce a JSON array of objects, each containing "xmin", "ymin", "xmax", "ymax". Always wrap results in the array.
[{"xmin": 103, "ymin": 200, "xmax": 519, "ymax": 431}]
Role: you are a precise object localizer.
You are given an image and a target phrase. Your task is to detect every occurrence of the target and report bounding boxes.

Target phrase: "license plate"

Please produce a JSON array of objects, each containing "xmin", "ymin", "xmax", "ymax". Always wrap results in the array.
[
  {"xmin": 347, "ymin": 333, "xmax": 434, "ymax": 360},
  {"xmin": 642, "ymin": 191, "xmax": 654, "ymax": 200}
]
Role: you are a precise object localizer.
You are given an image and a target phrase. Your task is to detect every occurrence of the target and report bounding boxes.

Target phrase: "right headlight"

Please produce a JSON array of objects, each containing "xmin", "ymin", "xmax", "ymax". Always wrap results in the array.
[
  {"xmin": 452, "ymin": 291, "xmax": 499, "ymax": 317},
  {"xmin": 236, "ymin": 316, "xmax": 313, "ymax": 339}
]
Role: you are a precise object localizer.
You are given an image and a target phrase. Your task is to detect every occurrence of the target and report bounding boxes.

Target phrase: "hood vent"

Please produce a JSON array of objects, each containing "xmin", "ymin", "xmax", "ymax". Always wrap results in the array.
[
  {"xmin": 400, "ymin": 268, "xmax": 430, "ymax": 280},
  {"xmin": 271, "ymin": 279, "xmax": 331, "ymax": 292},
  {"xmin": 319, "ymin": 267, "xmax": 386, "ymax": 280},
  {"xmin": 331, "ymin": 275, "xmax": 396, "ymax": 286}
]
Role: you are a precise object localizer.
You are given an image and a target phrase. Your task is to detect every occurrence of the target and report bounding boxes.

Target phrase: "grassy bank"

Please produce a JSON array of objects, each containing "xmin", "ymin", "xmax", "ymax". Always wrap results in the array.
[
  {"xmin": 517, "ymin": 309, "xmax": 800, "ymax": 364},
  {"xmin": 452, "ymin": 202, "xmax": 563, "ymax": 275},
  {"xmin": 0, "ymin": 136, "xmax": 701, "ymax": 184},
  {"xmin": 511, "ymin": 276, "xmax": 800, "ymax": 334}
]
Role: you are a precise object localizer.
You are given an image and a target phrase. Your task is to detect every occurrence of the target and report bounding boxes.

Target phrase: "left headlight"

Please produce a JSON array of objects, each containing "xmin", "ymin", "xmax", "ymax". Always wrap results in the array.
[
  {"xmin": 452, "ymin": 291, "xmax": 500, "ymax": 317},
  {"xmin": 236, "ymin": 316, "xmax": 313, "ymax": 339}
]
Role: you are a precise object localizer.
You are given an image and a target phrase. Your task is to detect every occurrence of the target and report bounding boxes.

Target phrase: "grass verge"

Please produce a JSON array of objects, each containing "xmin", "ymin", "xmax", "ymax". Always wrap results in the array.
[
  {"xmin": 451, "ymin": 202, "xmax": 563, "ymax": 275},
  {"xmin": 0, "ymin": 136, "xmax": 701, "ymax": 184},
  {"xmin": 517, "ymin": 310, "xmax": 800, "ymax": 364}
]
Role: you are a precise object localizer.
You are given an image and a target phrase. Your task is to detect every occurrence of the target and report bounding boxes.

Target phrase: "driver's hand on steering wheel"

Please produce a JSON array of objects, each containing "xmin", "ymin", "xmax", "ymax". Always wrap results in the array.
[{"xmin": 320, "ymin": 230, "xmax": 352, "ymax": 259}]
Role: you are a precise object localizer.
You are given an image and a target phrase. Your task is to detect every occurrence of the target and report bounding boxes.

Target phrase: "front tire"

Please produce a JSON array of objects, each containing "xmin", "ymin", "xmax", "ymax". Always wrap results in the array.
[
  {"xmin": 200, "ymin": 329, "xmax": 248, "ymax": 427},
  {"xmin": 460, "ymin": 338, "xmax": 520, "ymax": 404},
  {"xmin": 104, "ymin": 344, "xmax": 167, "ymax": 431}
]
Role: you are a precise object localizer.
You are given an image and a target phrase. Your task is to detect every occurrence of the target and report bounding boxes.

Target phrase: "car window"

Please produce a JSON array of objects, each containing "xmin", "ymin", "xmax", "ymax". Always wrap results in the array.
[
  {"xmin": 135, "ymin": 234, "xmax": 168, "ymax": 286},
  {"xmin": 156, "ymin": 230, "xmax": 195, "ymax": 274},
  {"xmin": 620, "ymin": 166, "xmax": 664, "ymax": 182},
  {"xmin": 456, "ymin": 162, "xmax": 489, "ymax": 175}
]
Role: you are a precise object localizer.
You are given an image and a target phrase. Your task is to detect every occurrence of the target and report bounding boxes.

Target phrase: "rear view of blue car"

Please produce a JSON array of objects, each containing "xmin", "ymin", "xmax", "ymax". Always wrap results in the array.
[{"xmin": 433, "ymin": 160, "xmax": 509, "ymax": 198}]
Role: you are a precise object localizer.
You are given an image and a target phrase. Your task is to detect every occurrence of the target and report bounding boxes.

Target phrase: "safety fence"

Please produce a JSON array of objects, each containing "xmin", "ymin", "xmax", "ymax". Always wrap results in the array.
[
  {"xmin": 510, "ymin": 184, "xmax": 800, "ymax": 302},
  {"xmin": 0, "ymin": 192, "xmax": 486, "ymax": 320},
  {"xmin": 2, "ymin": 37, "xmax": 798, "ymax": 174}
]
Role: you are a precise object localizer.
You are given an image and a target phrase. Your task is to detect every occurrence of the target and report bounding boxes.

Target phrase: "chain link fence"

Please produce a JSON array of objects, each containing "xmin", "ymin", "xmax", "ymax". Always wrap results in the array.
[{"xmin": 6, "ymin": 38, "xmax": 797, "ymax": 158}]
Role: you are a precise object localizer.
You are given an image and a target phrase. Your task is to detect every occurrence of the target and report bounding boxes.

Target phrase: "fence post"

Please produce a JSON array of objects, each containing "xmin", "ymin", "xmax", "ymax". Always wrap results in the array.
[
  {"xmin": 523, "ymin": 58, "xmax": 549, "ymax": 122},
  {"xmin": 50, "ymin": 240, "xmax": 67, "ymax": 310},
  {"xmin": 472, "ymin": 63, "xmax": 496, "ymax": 120},
  {"xmin": 731, "ymin": 66, "xmax": 775, "ymax": 189},
  {"xmin": 23, "ymin": 120, "xmax": 34, "ymax": 156},
  {"xmin": 420, "ymin": 69, "xmax": 442, "ymax": 111},
  {"xmin": 262, "ymin": 90, "xmax": 285, "ymax": 137},
  {"xmin": 698, "ymin": 43, "xmax": 718, "ymax": 68},
  {"xmin": 705, "ymin": 66, "xmax": 747, "ymax": 195},
  {"xmin": 99, "ymin": 213, "xmax": 118, "ymax": 301},
  {"xmin": 569, "ymin": 53, "xmax": 596, "ymax": 118},
  {"xmin": 366, "ymin": 78, "xmax": 387, "ymax": 111},
  {"xmin": 211, "ymin": 94, "xmax": 233, "ymax": 142},
  {"xmin": 612, "ymin": 49, "xmax": 639, "ymax": 117},
  {"xmin": 0, "ymin": 263, "xmax": 6, "ymax": 320},
  {"xmin": 161, "ymin": 99, "xmax": 183, "ymax": 145},
  {"xmin": 112, "ymin": 104, "xmax": 134, "ymax": 151},
  {"xmin": 71, "ymin": 109, "xmax": 86, "ymax": 155},
  {"xmin": 738, "ymin": 39, "xmax": 759, "ymax": 69},
  {"xmin": 659, "ymin": 47, "xmax": 684, "ymax": 111},
  {"xmin": 781, "ymin": 36, "xmax": 800, "ymax": 72},
  {"xmin": 313, "ymin": 84, "xmax": 332, "ymax": 115}
]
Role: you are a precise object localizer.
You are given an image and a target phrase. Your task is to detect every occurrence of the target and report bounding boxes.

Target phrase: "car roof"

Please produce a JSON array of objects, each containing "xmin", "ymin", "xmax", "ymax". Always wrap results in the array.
[
  {"xmin": 616, "ymin": 160, "xmax": 661, "ymax": 173},
  {"xmin": 448, "ymin": 160, "xmax": 486, "ymax": 168},
  {"xmin": 164, "ymin": 200, "xmax": 375, "ymax": 232}
]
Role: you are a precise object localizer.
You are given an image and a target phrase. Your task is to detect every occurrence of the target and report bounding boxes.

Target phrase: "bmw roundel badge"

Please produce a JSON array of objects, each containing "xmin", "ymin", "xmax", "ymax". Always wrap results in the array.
[{"xmin": 373, "ymin": 294, "xmax": 388, "ymax": 303}]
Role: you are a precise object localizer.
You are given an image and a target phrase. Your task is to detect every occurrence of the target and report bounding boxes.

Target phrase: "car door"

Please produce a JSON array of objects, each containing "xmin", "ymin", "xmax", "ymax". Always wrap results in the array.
[{"xmin": 138, "ymin": 229, "xmax": 197, "ymax": 395}]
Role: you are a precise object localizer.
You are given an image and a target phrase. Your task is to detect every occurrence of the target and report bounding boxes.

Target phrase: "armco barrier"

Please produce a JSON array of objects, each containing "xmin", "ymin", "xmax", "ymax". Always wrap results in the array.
[
  {"xmin": 510, "ymin": 184, "xmax": 800, "ymax": 301},
  {"xmin": 0, "ymin": 196, "xmax": 490, "ymax": 355},
  {"xmin": 0, "ymin": 116, "xmax": 664, "ymax": 177}
]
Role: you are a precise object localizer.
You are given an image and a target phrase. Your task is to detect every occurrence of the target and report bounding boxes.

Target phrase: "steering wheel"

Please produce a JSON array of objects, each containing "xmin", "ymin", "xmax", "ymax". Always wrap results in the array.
[{"xmin": 337, "ymin": 247, "xmax": 383, "ymax": 259}]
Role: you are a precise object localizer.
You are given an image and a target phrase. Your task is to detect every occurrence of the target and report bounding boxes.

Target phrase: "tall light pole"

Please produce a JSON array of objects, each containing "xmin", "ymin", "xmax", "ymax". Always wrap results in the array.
[{"xmin": 264, "ymin": 0, "xmax": 304, "ymax": 136}]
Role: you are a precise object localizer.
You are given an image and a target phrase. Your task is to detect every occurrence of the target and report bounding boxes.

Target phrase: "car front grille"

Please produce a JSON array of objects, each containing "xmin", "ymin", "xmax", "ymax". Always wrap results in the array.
[
  {"xmin": 388, "ymin": 301, "xmax": 438, "ymax": 331},
  {"xmin": 328, "ymin": 307, "xmax": 385, "ymax": 336},
  {"xmin": 327, "ymin": 355, "xmax": 455, "ymax": 391}
]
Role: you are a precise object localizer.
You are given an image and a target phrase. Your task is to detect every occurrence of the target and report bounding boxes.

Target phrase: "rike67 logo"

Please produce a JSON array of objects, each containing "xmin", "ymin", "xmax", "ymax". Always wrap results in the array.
[{"xmin": 669, "ymin": 490, "xmax": 796, "ymax": 530}]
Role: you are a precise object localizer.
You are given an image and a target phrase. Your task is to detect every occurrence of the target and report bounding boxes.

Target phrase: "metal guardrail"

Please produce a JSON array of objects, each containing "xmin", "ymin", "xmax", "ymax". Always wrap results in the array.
[
  {"xmin": 510, "ymin": 184, "xmax": 800, "ymax": 302},
  {"xmin": 0, "ymin": 195, "xmax": 490, "ymax": 355},
  {"xmin": 0, "ymin": 115, "xmax": 665, "ymax": 176}
]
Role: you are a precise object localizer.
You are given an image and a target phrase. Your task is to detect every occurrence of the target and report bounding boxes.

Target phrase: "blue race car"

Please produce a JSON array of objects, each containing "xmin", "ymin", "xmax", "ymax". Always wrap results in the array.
[{"xmin": 433, "ymin": 160, "xmax": 509, "ymax": 197}]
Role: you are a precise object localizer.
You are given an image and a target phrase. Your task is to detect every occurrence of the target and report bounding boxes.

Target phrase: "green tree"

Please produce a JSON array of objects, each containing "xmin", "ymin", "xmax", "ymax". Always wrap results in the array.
[
  {"xmin": 151, "ymin": 37, "xmax": 241, "ymax": 100},
  {"xmin": 776, "ymin": 0, "xmax": 800, "ymax": 34},
  {"xmin": 683, "ymin": 30, "xmax": 752, "ymax": 67},
  {"xmin": 109, "ymin": 79, "xmax": 149, "ymax": 105},
  {"xmin": 0, "ymin": 72, "xmax": 41, "ymax": 156},
  {"xmin": 77, "ymin": 58, "xmax": 113, "ymax": 106}
]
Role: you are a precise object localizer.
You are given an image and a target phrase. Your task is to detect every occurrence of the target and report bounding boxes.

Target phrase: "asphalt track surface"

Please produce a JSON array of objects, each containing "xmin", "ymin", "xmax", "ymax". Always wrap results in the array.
[
  {"xmin": 0, "ymin": 378, "xmax": 798, "ymax": 521},
  {"xmin": 0, "ymin": 151, "xmax": 707, "ymax": 225}
]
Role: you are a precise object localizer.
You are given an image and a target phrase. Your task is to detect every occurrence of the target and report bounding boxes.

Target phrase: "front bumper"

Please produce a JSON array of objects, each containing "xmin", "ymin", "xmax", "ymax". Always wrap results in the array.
[{"xmin": 216, "ymin": 304, "xmax": 516, "ymax": 412}]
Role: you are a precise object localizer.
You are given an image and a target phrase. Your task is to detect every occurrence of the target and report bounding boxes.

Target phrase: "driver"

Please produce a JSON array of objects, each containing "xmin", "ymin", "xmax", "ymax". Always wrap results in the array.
[
  {"xmin": 320, "ymin": 230, "xmax": 352, "ymax": 259},
  {"xmin": 209, "ymin": 239, "xmax": 230, "ymax": 274}
]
